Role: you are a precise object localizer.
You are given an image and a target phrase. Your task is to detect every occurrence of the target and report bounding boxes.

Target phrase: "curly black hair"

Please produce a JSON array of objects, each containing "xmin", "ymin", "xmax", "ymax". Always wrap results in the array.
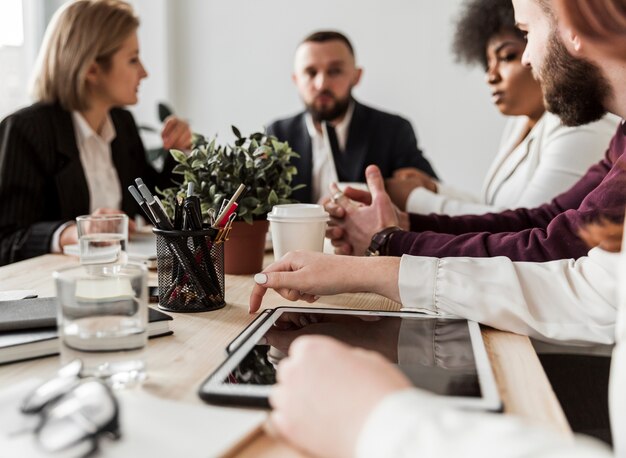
[{"xmin": 452, "ymin": 0, "xmax": 526, "ymax": 69}]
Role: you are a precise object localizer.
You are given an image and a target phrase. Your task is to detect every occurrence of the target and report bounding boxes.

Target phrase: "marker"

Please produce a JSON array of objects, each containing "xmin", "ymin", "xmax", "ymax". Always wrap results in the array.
[{"xmin": 128, "ymin": 185, "xmax": 158, "ymax": 226}]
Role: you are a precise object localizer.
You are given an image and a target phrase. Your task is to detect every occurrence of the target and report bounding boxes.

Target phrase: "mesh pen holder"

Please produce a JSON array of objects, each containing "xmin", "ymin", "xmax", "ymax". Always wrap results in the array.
[{"xmin": 153, "ymin": 227, "xmax": 226, "ymax": 313}]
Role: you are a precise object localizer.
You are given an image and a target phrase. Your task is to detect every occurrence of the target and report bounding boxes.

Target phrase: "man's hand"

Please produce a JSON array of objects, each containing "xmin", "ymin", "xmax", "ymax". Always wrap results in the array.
[
  {"xmin": 325, "ymin": 165, "xmax": 406, "ymax": 256},
  {"xmin": 161, "ymin": 115, "xmax": 192, "ymax": 150},
  {"xmin": 268, "ymin": 336, "xmax": 412, "ymax": 458}
]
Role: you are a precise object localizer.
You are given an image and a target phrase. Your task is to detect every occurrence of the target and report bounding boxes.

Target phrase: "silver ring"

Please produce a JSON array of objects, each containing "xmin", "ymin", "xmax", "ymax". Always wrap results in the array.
[{"xmin": 331, "ymin": 191, "xmax": 344, "ymax": 203}]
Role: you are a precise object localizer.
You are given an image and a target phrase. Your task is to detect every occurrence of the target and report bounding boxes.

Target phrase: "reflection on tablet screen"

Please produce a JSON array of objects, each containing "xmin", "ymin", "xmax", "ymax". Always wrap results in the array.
[{"xmin": 223, "ymin": 312, "xmax": 481, "ymax": 398}]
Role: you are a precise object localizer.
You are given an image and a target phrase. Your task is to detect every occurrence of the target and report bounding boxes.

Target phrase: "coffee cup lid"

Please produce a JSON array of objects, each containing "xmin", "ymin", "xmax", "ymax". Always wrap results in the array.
[{"xmin": 267, "ymin": 204, "xmax": 329, "ymax": 222}]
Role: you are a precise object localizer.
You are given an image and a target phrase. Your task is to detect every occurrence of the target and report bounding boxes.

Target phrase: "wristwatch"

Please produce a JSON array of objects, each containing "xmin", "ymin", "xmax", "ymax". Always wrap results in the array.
[{"xmin": 365, "ymin": 226, "xmax": 403, "ymax": 256}]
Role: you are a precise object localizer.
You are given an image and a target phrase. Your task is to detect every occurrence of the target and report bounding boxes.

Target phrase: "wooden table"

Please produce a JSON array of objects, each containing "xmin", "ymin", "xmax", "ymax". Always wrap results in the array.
[{"xmin": 0, "ymin": 255, "xmax": 571, "ymax": 456}]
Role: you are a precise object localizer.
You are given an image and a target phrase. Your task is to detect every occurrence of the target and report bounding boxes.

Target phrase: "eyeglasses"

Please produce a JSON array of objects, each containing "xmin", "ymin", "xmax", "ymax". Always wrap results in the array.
[{"xmin": 18, "ymin": 360, "xmax": 121, "ymax": 456}]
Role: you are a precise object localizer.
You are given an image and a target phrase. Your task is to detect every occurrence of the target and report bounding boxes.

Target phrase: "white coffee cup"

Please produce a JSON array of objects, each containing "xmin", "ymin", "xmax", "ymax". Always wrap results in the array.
[{"xmin": 267, "ymin": 204, "xmax": 330, "ymax": 260}]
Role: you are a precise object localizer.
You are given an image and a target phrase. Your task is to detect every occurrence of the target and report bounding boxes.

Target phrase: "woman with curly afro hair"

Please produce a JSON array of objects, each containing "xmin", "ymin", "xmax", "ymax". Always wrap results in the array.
[{"xmin": 389, "ymin": 0, "xmax": 617, "ymax": 218}]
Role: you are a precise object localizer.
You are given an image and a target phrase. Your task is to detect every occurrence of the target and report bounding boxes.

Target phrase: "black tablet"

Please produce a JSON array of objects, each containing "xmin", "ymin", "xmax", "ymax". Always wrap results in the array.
[{"xmin": 198, "ymin": 307, "xmax": 501, "ymax": 411}]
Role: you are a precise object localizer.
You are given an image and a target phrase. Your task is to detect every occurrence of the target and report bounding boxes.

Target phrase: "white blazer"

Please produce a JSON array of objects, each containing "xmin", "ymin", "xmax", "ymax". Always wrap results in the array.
[{"xmin": 406, "ymin": 112, "xmax": 619, "ymax": 216}]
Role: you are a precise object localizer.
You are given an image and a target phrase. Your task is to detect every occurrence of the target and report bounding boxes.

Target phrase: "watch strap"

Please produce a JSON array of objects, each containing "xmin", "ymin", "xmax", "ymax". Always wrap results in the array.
[{"xmin": 366, "ymin": 226, "xmax": 403, "ymax": 256}]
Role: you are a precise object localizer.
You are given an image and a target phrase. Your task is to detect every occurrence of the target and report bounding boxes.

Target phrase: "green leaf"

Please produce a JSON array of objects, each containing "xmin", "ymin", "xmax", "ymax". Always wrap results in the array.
[
  {"xmin": 171, "ymin": 164, "xmax": 189, "ymax": 175},
  {"xmin": 232, "ymin": 125, "xmax": 242, "ymax": 139},
  {"xmin": 268, "ymin": 189, "xmax": 278, "ymax": 206},
  {"xmin": 170, "ymin": 149, "xmax": 188, "ymax": 164}
]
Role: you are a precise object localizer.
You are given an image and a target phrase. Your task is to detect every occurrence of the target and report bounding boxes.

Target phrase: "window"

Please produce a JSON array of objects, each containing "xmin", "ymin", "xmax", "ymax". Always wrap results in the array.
[{"xmin": 0, "ymin": 0, "xmax": 28, "ymax": 119}]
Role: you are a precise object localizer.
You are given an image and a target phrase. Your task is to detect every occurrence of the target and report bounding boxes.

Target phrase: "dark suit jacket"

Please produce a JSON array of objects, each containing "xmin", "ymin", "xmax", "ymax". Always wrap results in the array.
[
  {"xmin": 266, "ymin": 101, "xmax": 437, "ymax": 203},
  {"xmin": 0, "ymin": 102, "xmax": 176, "ymax": 265}
]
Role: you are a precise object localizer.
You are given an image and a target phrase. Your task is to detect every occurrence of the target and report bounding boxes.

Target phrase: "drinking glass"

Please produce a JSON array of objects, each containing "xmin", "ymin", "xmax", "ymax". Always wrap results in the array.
[
  {"xmin": 76, "ymin": 214, "xmax": 129, "ymax": 271},
  {"xmin": 54, "ymin": 263, "xmax": 148, "ymax": 388}
]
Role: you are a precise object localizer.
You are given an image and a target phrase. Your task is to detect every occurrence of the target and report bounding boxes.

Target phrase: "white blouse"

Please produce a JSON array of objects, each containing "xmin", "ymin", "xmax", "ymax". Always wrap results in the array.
[
  {"xmin": 354, "ymin": 239, "xmax": 626, "ymax": 456},
  {"xmin": 406, "ymin": 112, "xmax": 618, "ymax": 216}
]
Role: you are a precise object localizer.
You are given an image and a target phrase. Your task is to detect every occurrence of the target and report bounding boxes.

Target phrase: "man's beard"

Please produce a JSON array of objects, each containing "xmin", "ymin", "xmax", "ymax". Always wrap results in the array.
[
  {"xmin": 539, "ymin": 31, "xmax": 612, "ymax": 126},
  {"xmin": 306, "ymin": 91, "xmax": 352, "ymax": 123}
]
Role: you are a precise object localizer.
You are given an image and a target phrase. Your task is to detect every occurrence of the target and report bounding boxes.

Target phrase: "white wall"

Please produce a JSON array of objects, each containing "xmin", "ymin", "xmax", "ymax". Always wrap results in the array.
[
  {"xmin": 23, "ymin": 0, "xmax": 507, "ymax": 194},
  {"xmin": 151, "ymin": 0, "xmax": 506, "ymax": 194}
]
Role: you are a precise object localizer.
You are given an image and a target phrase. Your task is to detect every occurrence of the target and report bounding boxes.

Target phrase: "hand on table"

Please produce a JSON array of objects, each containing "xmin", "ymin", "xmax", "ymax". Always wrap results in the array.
[
  {"xmin": 268, "ymin": 335, "xmax": 412, "ymax": 458},
  {"xmin": 248, "ymin": 250, "xmax": 401, "ymax": 313}
]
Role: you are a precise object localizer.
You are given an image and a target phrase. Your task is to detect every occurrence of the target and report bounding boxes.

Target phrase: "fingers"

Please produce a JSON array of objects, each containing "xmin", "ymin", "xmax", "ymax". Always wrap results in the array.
[
  {"xmin": 162, "ymin": 116, "xmax": 192, "ymax": 150},
  {"xmin": 248, "ymin": 258, "xmax": 302, "ymax": 313},
  {"xmin": 342, "ymin": 187, "xmax": 372, "ymax": 205},
  {"xmin": 364, "ymin": 165, "xmax": 385, "ymax": 201},
  {"xmin": 324, "ymin": 201, "xmax": 346, "ymax": 219},
  {"xmin": 325, "ymin": 226, "xmax": 344, "ymax": 240},
  {"xmin": 249, "ymin": 283, "xmax": 268, "ymax": 313},
  {"xmin": 393, "ymin": 168, "xmax": 418, "ymax": 180}
]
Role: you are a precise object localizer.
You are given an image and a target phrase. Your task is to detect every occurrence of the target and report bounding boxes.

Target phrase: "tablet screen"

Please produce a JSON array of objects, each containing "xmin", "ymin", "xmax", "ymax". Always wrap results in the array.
[{"xmin": 222, "ymin": 311, "xmax": 481, "ymax": 398}]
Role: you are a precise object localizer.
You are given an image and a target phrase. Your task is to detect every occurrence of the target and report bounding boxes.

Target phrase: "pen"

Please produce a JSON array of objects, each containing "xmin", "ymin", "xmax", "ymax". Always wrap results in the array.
[
  {"xmin": 128, "ymin": 185, "xmax": 158, "ymax": 226},
  {"xmin": 214, "ymin": 183, "xmax": 246, "ymax": 228},
  {"xmin": 216, "ymin": 202, "xmax": 238, "ymax": 227},
  {"xmin": 185, "ymin": 182, "xmax": 203, "ymax": 229},
  {"xmin": 174, "ymin": 196, "xmax": 184, "ymax": 230},
  {"xmin": 138, "ymin": 184, "xmax": 173, "ymax": 230}
]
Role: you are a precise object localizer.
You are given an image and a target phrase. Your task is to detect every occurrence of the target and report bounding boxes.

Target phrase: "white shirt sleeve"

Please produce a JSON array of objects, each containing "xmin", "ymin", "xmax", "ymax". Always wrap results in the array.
[
  {"xmin": 405, "ymin": 114, "xmax": 617, "ymax": 217},
  {"xmin": 356, "ymin": 389, "xmax": 611, "ymax": 458},
  {"xmin": 406, "ymin": 185, "xmax": 499, "ymax": 216},
  {"xmin": 397, "ymin": 247, "xmax": 619, "ymax": 345},
  {"xmin": 50, "ymin": 221, "xmax": 75, "ymax": 254}
]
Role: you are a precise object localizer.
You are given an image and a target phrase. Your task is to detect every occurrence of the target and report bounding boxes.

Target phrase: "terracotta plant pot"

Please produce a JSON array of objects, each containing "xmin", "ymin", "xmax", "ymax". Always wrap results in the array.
[{"xmin": 224, "ymin": 220, "xmax": 269, "ymax": 275}]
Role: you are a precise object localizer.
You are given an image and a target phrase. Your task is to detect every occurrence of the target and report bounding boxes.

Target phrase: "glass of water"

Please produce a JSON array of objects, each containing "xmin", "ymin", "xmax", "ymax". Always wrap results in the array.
[
  {"xmin": 76, "ymin": 214, "xmax": 128, "ymax": 270},
  {"xmin": 54, "ymin": 263, "xmax": 148, "ymax": 388}
]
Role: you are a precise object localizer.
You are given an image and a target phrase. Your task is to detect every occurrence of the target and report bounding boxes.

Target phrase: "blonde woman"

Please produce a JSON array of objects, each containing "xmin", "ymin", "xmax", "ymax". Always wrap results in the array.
[{"xmin": 0, "ymin": 0, "xmax": 191, "ymax": 265}]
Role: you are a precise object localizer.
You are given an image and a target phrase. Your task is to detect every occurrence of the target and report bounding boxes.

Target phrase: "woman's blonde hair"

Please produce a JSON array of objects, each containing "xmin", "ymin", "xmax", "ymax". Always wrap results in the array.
[{"xmin": 30, "ymin": 0, "xmax": 139, "ymax": 111}]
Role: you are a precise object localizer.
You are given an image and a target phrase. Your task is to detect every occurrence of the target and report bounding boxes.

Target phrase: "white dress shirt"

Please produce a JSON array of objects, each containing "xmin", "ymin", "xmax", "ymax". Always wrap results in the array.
[
  {"xmin": 355, "ymin": 238, "xmax": 626, "ymax": 456},
  {"xmin": 397, "ymin": 248, "xmax": 619, "ymax": 345},
  {"xmin": 71, "ymin": 112, "xmax": 122, "ymax": 212},
  {"xmin": 406, "ymin": 112, "xmax": 618, "ymax": 216},
  {"xmin": 305, "ymin": 102, "xmax": 355, "ymax": 203},
  {"xmin": 50, "ymin": 112, "xmax": 122, "ymax": 252}
]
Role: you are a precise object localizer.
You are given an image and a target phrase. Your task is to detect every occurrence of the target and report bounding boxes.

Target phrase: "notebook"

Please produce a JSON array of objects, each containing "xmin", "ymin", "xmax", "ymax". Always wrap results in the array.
[{"xmin": 0, "ymin": 297, "xmax": 173, "ymax": 365}]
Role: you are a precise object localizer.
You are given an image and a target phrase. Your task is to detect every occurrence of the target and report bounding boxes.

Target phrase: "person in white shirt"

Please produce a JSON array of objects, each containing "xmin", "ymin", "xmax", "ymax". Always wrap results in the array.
[
  {"xmin": 248, "ymin": 0, "xmax": 626, "ymax": 455},
  {"xmin": 385, "ymin": 0, "xmax": 617, "ymax": 216}
]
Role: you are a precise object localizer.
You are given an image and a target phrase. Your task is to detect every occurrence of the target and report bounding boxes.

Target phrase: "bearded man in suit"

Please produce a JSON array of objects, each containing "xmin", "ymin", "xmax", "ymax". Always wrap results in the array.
[{"xmin": 267, "ymin": 30, "xmax": 437, "ymax": 204}]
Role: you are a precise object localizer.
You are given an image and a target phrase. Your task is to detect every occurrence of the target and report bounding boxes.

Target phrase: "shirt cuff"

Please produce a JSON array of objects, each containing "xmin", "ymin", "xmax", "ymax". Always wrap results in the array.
[
  {"xmin": 355, "ymin": 389, "xmax": 440, "ymax": 458},
  {"xmin": 406, "ymin": 187, "xmax": 439, "ymax": 214},
  {"xmin": 50, "ymin": 221, "xmax": 75, "ymax": 253},
  {"xmin": 398, "ymin": 254, "xmax": 440, "ymax": 314}
]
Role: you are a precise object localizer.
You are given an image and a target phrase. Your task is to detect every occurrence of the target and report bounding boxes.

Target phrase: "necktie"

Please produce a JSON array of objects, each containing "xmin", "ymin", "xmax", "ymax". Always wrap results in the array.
[{"xmin": 325, "ymin": 124, "xmax": 349, "ymax": 182}]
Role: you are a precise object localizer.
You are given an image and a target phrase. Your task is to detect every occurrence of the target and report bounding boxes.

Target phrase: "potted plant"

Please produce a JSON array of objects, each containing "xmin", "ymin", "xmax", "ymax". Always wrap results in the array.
[{"xmin": 160, "ymin": 126, "xmax": 304, "ymax": 274}]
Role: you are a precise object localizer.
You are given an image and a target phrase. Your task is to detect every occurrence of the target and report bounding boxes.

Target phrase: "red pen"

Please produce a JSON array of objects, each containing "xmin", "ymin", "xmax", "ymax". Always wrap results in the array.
[{"xmin": 217, "ymin": 202, "xmax": 238, "ymax": 227}]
